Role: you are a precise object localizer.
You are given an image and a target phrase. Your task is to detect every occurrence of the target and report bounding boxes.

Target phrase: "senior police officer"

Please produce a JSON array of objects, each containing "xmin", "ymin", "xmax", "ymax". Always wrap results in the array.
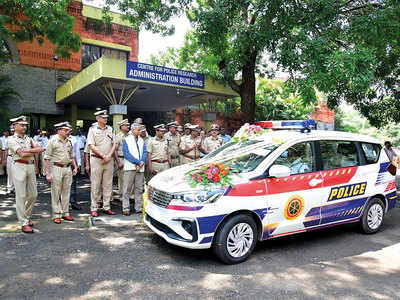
[
  {"xmin": 164, "ymin": 121, "xmax": 181, "ymax": 167},
  {"xmin": 44, "ymin": 122, "xmax": 78, "ymax": 224},
  {"xmin": 114, "ymin": 119, "xmax": 130, "ymax": 201},
  {"xmin": 87, "ymin": 110, "xmax": 116, "ymax": 217},
  {"xmin": 7, "ymin": 116, "xmax": 44, "ymax": 233},
  {"xmin": 122, "ymin": 123, "xmax": 148, "ymax": 215},
  {"xmin": 148, "ymin": 124, "xmax": 171, "ymax": 179},
  {"xmin": 179, "ymin": 124, "xmax": 205, "ymax": 164},
  {"xmin": 202, "ymin": 124, "xmax": 223, "ymax": 154}
]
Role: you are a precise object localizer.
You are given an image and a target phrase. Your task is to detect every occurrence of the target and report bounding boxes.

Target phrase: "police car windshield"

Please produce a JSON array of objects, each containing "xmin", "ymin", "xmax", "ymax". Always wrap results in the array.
[
  {"xmin": 205, "ymin": 140, "xmax": 262, "ymax": 159},
  {"xmin": 203, "ymin": 140, "xmax": 279, "ymax": 173},
  {"xmin": 221, "ymin": 144, "xmax": 278, "ymax": 173}
]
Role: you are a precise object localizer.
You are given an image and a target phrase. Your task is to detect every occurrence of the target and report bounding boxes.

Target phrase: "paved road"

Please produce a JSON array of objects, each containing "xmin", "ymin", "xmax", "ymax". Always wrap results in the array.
[{"xmin": 0, "ymin": 176, "xmax": 399, "ymax": 299}]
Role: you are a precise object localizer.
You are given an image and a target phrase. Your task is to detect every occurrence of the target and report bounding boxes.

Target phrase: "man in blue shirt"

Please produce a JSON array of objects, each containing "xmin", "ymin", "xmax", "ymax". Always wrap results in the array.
[
  {"xmin": 219, "ymin": 127, "xmax": 231, "ymax": 144},
  {"xmin": 121, "ymin": 123, "xmax": 148, "ymax": 215}
]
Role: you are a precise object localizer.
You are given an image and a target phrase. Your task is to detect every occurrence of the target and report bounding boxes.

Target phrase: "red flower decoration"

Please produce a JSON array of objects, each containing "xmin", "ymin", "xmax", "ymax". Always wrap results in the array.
[{"xmin": 213, "ymin": 174, "xmax": 220, "ymax": 182}]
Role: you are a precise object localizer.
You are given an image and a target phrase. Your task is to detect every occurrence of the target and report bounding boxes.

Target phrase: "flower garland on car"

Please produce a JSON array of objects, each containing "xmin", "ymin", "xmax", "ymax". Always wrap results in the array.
[
  {"xmin": 232, "ymin": 123, "xmax": 266, "ymax": 142},
  {"xmin": 186, "ymin": 163, "xmax": 234, "ymax": 189}
]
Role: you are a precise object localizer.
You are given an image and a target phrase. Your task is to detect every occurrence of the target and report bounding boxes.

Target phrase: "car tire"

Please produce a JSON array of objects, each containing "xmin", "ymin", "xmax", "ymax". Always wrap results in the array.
[
  {"xmin": 360, "ymin": 197, "xmax": 385, "ymax": 234},
  {"xmin": 213, "ymin": 214, "xmax": 257, "ymax": 264}
]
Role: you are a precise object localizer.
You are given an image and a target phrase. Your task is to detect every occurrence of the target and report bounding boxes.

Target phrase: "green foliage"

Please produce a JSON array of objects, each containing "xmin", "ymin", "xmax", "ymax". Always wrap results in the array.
[
  {"xmin": 334, "ymin": 105, "xmax": 400, "ymax": 145},
  {"xmin": 0, "ymin": 74, "xmax": 19, "ymax": 130},
  {"xmin": 255, "ymin": 79, "xmax": 315, "ymax": 121},
  {"xmin": 0, "ymin": 0, "xmax": 81, "ymax": 61}
]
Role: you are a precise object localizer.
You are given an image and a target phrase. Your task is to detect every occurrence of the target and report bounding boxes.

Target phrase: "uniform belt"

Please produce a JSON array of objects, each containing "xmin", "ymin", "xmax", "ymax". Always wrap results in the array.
[
  {"xmin": 54, "ymin": 162, "xmax": 71, "ymax": 168},
  {"xmin": 91, "ymin": 154, "xmax": 103, "ymax": 159},
  {"xmin": 14, "ymin": 160, "xmax": 34, "ymax": 164},
  {"xmin": 183, "ymin": 154, "xmax": 200, "ymax": 160},
  {"xmin": 118, "ymin": 155, "xmax": 124, "ymax": 158},
  {"xmin": 151, "ymin": 159, "xmax": 168, "ymax": 163}
]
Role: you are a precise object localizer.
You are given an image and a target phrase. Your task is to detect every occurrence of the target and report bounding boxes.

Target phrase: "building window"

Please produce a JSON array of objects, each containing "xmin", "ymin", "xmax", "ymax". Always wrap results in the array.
[{"xmin": 81, "ymin": 43, "xmax": 128, "ymax": 69}]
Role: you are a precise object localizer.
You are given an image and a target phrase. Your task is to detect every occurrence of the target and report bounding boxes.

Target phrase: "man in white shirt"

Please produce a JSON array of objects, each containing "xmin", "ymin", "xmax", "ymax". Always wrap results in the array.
[
  {"xmin": 68, "ymin": 133, "xmax": 82, "ymax": 210},
  {"xmin": 33, "ymin": 130, "xmax": 49, "ymax": 176},
  {"xmin": 1, "ymin": 130, "xmax": 14, "ymax": 193},
  {"xmin": 76, "ymin": 130, "xmax": 86, "ymax": 175}
]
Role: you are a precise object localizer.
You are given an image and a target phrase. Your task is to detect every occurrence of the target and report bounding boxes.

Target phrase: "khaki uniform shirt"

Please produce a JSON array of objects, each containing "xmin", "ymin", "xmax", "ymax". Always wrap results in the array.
[
  {"xmin": 44, "ymin": 135, "xmax": 74, "ymax": 164},
  {"xmin": 203, "ymin": 136, "xmax": 223, "ymax": 154},
  {"xmin": 115, "ymin": 131, "xmax": 129, "ymax": 157},
  {"xmin": 87, "ymin": 124, "xmax": 115, "ymax": 155},
  {"xmin": 7, "ymin": 134, "xmax": 35, "ymax": 163},
  {"xmin": 148, "ymin": 136, "xmax": 169, "ymax": 161},
  {"xmin": 165, "ymin": 132, "xmax": 181, "ymax": 158},
  {"xmin": 180, "ymin": 136, "xmax": 202, "ymax": 159}
]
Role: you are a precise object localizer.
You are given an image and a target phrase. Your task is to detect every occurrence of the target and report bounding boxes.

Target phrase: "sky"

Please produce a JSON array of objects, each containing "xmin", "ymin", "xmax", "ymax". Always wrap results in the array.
[{"xmin": 82, "ymin": 0, "xmax": 191, "ymax": 63}]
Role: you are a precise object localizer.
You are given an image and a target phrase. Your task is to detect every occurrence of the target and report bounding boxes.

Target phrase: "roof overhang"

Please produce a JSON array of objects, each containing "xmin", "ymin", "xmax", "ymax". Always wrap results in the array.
[{"xmin": 56, "ymin": 57, "xmax": 239, "ymax": 112}]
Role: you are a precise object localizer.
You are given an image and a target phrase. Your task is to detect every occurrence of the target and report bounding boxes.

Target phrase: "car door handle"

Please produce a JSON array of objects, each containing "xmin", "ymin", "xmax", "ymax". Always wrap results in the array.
[{"xmin": 309, "ymin": 178, "xmax": 323, "ymax": 187}]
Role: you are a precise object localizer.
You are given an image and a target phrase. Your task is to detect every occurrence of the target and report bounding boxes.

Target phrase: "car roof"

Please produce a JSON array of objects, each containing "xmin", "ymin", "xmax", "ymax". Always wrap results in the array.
[{"xmin": 255, "ymin": 130, "xmax": 381, "ymax": 145}]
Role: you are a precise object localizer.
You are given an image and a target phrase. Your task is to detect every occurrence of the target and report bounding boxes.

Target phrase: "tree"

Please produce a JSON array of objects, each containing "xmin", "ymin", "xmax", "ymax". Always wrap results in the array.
[
  {"xmin": 0, "ymin": 0, "xmax": 80, "ymax": 62},
  {"xmin": 0, "ymin": 74, "xmax": 19, "ymax": 130},
  {"xmin": 110, "ymin": 0, "xmax": 399, "ymax": 126}
]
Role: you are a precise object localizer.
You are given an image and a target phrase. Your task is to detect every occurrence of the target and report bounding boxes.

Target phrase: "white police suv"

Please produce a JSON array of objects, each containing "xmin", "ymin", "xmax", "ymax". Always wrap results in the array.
[{"xmin": 144, "ymin": 121, "xmax": 397, "ymax": 264}]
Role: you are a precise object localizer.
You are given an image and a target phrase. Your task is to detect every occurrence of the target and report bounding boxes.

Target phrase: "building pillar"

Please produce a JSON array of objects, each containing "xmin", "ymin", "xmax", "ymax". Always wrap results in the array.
[
  {"xmin": 39, "ymin": 115, "xmax": 46, "ymax": 130},
  {"xmin": 71, "ymin": 104, "xmax": 77, "ymax": 133},
  {"xmin": 109, "ymin": 105, "xmax": 127, "ymax": 134}
]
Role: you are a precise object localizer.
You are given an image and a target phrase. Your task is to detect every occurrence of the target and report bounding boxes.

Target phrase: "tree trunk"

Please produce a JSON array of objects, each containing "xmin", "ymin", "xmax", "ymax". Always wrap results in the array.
[{"xmin": 239, "ymin": 62, "xmax": 256, "ymax": 124}]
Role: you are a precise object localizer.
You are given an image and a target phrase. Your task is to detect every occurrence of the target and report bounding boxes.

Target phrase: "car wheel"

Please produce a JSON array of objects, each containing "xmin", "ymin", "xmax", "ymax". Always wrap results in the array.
[
  {"xmin": 213, "ymin": 214, "xmax": 257, "ymax": 264},
  {"xmin": 360, "ymin": 198, "xmax": 385, "ymax": 234}
]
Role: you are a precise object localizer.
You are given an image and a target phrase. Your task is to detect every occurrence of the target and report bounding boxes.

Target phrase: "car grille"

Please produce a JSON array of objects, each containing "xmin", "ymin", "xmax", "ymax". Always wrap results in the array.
[{"xmin": 149, "ymin": 188, "xmax": 174, "ymax": 208}]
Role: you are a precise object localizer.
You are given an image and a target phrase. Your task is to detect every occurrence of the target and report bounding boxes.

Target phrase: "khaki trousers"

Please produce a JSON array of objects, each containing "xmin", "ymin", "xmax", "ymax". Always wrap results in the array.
[
  {"xmin": 51, "ymin": 165, "xmax": 72, "ymax": 218},
  {"xmin": 171, "ymin": 157, "xmax": 180, "ymax": 167},
  {"xmin": 149, "ymin": 162, "xmax": 169, "ymax": 182},
  {"xmin": 117, "ymin": 158, "xmax": 134, "ymax": 199},
  {"xmin": 7, "ymin": 156, "xmax": 14, "ymax": 191},
  {"xmin": 11, "ymin": 163, "xmax": 38, "ymax": 226},
  {"xmin": 90, "ymin": 157, "xmax": 113, "ymax": 212},
  {"xmin": 122, "ymin": 170, "xmax": 144, "ymax": 212}
]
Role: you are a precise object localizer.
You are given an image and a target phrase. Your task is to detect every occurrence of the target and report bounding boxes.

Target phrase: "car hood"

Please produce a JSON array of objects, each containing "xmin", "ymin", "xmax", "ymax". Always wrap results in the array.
[{"xmin": 148, "ymin": 161, "xmax": 247, "ymax": 193}]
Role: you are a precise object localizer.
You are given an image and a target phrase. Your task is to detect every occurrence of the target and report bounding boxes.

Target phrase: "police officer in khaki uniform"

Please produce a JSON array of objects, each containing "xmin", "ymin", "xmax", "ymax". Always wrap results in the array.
[
  {"xmin": 202, "ymin": 124, "xmax": 223, "ymax": 154},
  {"xmin": 7, "ymin": 116, "xmax": 44, "ymax": 233},
  {"xmin": 179, "ymin": 123, "xmax": 191, "ymax": 163},
  {"xmin": 165, "ymin": 121, "xmax": 181, "ymax": 167},
  {"xmin": 44, "ymin": 122, "xmax": 78, "ymax": 224},
  {"xmin": 87, "ymin": 110, "xmax": 116, "ymax": 217},
  {"xmin": 114, "ymin": 119, "xmax": 130, "ymax": 201},
  {"xmin": 148, "ymin": 124, "xmax": 171, "ymax": 179},
  {"xmin": 179, "ymin": 125, "xmax": 205, "ymax": 164},
  {"xmin": 177, "ymin": 125, "xmax": 183, "ymax": 135}
]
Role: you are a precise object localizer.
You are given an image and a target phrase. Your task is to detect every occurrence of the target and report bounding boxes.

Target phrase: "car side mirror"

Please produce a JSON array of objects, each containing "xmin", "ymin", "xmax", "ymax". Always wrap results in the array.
[{"xmin": 269, "ymin": 165, "xmax": 291, "ymax": 178}]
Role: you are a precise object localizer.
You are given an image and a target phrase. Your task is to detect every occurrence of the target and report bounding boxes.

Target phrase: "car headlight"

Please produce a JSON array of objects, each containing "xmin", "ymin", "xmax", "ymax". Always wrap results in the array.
[{"xmin": 173, "ymin": 189, "xmax": 225, "ymax": 204}]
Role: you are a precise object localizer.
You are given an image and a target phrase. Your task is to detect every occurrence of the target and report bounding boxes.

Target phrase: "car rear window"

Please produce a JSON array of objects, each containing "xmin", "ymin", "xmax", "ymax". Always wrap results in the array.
[
  {"xmin": 320, "ymin": 140, "xmax": 359, "ymax": 170},
  {"xmin": 361, "ymin": 143, "xmax": 381, "ymax": 164}
]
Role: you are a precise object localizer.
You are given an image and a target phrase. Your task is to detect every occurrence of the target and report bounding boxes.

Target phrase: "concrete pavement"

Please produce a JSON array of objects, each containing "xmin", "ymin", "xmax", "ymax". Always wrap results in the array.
[{"xmin": 0, "ymin": 175, "xmax": 400, "ymax": 299}]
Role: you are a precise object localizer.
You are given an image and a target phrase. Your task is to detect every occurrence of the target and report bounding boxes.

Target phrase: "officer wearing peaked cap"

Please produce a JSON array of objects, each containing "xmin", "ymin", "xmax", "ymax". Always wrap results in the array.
[
  {"xmin": 165, "ymin": 121, "xmax": 181, "ymax": 167},
  {"xmin": 148, "ymin": 124, "xmax": 171, "ymax": 179},
  {"xmin": 44, "ymin": 122, "xmax": 78, "ymax": 224},
  {"xmin": 179, "ymin": 124, "xmax": 204, "ymax": 164},
  {"xmin": 7, "ymin": 116, "xmax": 44, "ymax": 233},
  {"xmin": 203, "ymin": 124, "xmax": 223, "ymax": 154},
  {"xmin": 114, "ymin": 119, "xmax": 131, "ymax": 202},
  {"xmin": 87, "ymin": 110, "xmax": 116, "ymax": 217},
  {"xmin": 134, "ymin": 118, "xmax": 143, "ymax": 124}
]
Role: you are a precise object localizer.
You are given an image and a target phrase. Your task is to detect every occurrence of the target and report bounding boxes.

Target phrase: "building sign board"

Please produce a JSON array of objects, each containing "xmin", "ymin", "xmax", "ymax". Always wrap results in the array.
[{"xmin": 126, "ymin": 61, "xmax": 205, "ymax": 89}]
